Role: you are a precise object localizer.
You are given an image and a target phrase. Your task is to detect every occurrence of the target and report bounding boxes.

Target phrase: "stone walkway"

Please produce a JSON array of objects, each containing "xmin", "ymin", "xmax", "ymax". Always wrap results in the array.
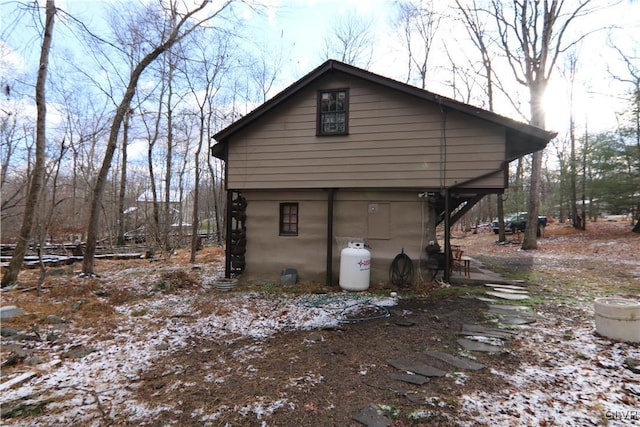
[{"xmin": 354, "ymin": 279, "xmax": 537, "ymax": 426}]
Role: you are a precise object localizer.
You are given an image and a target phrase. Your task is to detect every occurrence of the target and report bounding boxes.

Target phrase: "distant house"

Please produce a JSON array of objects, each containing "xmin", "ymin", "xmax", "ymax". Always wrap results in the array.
[{"xmin": 211, "ymin": 60, "xmax": 555, "ymax": 285}]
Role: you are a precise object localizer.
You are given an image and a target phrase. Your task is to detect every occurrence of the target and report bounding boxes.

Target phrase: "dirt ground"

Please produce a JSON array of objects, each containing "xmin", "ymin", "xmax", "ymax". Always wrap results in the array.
[{"xmin": 1, "ymin": 220, "xmax": 639, "ymax": 426}]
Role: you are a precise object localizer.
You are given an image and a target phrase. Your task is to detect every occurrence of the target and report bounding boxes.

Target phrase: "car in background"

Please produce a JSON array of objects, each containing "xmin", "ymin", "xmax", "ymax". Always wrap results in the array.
[{"xmin": 492, "ymin": 212, "xmax": 548, "ymax": 235}]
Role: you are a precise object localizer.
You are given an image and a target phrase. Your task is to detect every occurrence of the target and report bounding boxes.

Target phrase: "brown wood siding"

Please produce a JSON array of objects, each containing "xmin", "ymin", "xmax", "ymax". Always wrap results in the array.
[{"xmin": 227, "ymin": 74, "xmax": 506, "ymax": 190}]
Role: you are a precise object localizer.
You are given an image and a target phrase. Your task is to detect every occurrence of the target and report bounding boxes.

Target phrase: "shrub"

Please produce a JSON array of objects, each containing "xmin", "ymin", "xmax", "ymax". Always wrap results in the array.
[{"xmin": 156, "ymin": 270, "xmax": 197, "ymax": 291}]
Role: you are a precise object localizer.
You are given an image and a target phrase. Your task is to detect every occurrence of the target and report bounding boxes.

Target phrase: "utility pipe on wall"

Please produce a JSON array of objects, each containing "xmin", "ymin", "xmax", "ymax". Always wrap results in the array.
[
  {"xmin": 443, "ymin": 189, "xmax": 451, "ymax": 283},
  {"xmin": 326, "ymin": 188, "xmax": 335, "ymax": 286}
]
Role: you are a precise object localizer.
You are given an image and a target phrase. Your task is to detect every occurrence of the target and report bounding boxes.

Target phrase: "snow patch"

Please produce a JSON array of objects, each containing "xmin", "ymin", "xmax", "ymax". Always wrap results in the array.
[{"xmin": 0, "ymin": 290, "xmax": 396, "ymax": 425}]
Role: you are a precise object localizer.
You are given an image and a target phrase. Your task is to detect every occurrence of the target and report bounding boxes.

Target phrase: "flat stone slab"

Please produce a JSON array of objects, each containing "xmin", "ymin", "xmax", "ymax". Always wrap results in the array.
[
  {"xmin": 487, "ymin": 304, "xmax": 532, "ymax": 312},
  {"xmin": 387, "ymin": 358, "xmax": 446, "ymax": 377},
  {"xmin": 0, "ymin": 359, "xmax": 61, "ymax": 392},
  {"xmin": 484, "ymin": 283, "xmax": 527, "ymax": 291},
  {"xmin": 625, "ymin": 358, "xmax": 640, "ymax": 374},
  {"xmin": 353, "ymin": 405, "xmax": 391, "ymax": 427},
  {"xmin": 0, "ymin": 306, "xmax": 25, "ymax": 320},
  {"xmin": 394, "ymin": 319, "xmax": 416, "ymax": 327},
  {"xmin": 487, "ymin": 287, "xmax": 529, "ymax": 295},
  {"xmin": 488, "ymin": 307, "xmax": 538, "ymax": 318},
  {"xmin": 1, "ymin": 326, "xmax": 20, "ymax": 337},
  {"xmin": 457, "ymin": 338, "xmax": 503, "ymax": 353},
  {"xmin": 388, "ymin": 372, "xmax": 429, "ymax": 385},
  {"xmin": 461, "ymin": 324, "xmax": 518, "ymax": 339},
  {"xmin": 497, "ymin": 316, "xmax": 536, "ymax": 325},
  {"xmin": 475, "ymin": 297, "xmax": 498, "ymax": 303},
  {"xmin": 424, "ymin": 350, "xmax": 485, "ymax": 371},
  {"xmin": 485, "ymin": 291, "xmax": 530, "ymax": 301}
]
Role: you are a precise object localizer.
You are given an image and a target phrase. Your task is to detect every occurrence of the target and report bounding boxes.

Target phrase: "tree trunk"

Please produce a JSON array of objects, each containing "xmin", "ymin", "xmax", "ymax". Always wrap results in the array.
[
  {"xmin": 207, "ymin": 150, "xmax": 223, "ymax": 245},
  {"xmin": 1, "ymin": 0, "xmax": 56, "ymax": 286},
  {"xmin": 521, "ymin": 78, "xmax": 546, "ymax": 250},
  {"xmin": 521, "ymin": 150, "xmax": 542, "ymax": 249},
  {"xmin": 177, "ymin": 145, "xmax": 188, "ymax": 248},
  {"xmin": 190, "ymin": 117, "xmax": 204, "ymax": 262},
  {"xmin": 164, "ymin": 44, "xmax": 175, "ymax": 253},
  {"xmin": 37, "ymin": 139, "xmax": 67, "ymax": 293},
  {"xmin": 147, "ymin": 91, "xmax": 164, "ymax": 248},
  {"xmin": 116, "ymin": 109, "xmax": 130, "ymax": 246}
]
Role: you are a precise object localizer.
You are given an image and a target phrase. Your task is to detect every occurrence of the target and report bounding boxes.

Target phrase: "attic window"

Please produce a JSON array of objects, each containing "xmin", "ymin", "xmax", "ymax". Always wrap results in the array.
[{"xmin": 317, "ymin": 89, "xmax": 348, "ymax": 135}]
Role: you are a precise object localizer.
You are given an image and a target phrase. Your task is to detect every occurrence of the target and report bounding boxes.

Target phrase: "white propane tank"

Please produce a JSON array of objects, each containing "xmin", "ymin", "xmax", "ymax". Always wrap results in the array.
[{"xmin": 339, "ymin": 241, "xmax": 371, "ymax": 291}]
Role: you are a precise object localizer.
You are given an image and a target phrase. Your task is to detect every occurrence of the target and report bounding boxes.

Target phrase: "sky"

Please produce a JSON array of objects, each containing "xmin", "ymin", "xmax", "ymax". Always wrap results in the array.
[
  {"xmin": 1, "ymin": 0, "xmax": 639, "ymax": 143},
  {"xmin": 249, "ymin": 0, "xmax": 640, "ymax": 136}
]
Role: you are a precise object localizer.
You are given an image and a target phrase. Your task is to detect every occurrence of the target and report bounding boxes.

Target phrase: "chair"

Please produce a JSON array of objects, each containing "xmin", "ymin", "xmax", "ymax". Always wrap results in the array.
[
  {"xmin": 449, "ymin": 247, "xmax": 461, "ymax": 276},
  {"xmin": 451, "ymin": 248, "xmax": 471, "ymax": 278}
]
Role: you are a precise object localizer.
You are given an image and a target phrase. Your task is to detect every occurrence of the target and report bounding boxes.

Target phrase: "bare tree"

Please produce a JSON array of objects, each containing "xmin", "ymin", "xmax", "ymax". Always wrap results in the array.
[
  {"xmin": 177, "ymin": 29, "xmax": 231, "ymax": 261},
  {"xmin": 454, "ymin": 0, "xmax": 515, "ymax": 243},
  {"xmin": 81, "ymin": 0, "xmax": 234, "ymax": 275},
  {"xmin": 116, "ymin": 108, "xmax": 133, "ymax": 245},
  {"xmin": 0, "ymin": 115, "xmax": 32, "ymax": 222},
  {"xmin": 322, "ymin": 11, "xmax": 375, "ymax": 69},
  {"xmin": 0, "ymin": 116, "xmax": 18, "ymax": 194},
  {"xmin": 106, "ymin": 3, "xmax": 170, "ymax": 251},
  {"xmin": 34, "ymin": 138, "xmax": 68, "ymax": 293},
  {"xmin": 565, "ymin": 53, "xmax": 584, "ymax": 229},
  {"xmin": 164, "ymin": 39, "xmax": 177, "ymax": 253},
  {"xmin": 141, "ymin": 86, "xmax": 166, "ymax": 249},
  {"xmin": 175, "ymin": 115, "xmax": 193, "ymax": 248},
  {"xmin": 206, "ymin": 102, "xmax": 229, "ymax": 246},
  {"xmin": 2, "ymin": 0, "xmax": 56, "ymax": 287},
  {"xmin": 252, "ymin": 56, "xmax": 280, "ymax": 103},
  {"xmin": 488, "ymin": 0, "xmax": 596, "ymax": 249},
  {"xmin": 393, "ymin": 0, "xmax": 441, "ymax": 89},
  {"xmin": 245, "ymin": 38, "xmax": 286, "ymax": 103},
  {"xmin": 106, "ymin": 12, "xmax": 141, "ymax": 247},
  {"xmin": 54, "ymin": 81, "xmax": 111, "ymax": 244}
]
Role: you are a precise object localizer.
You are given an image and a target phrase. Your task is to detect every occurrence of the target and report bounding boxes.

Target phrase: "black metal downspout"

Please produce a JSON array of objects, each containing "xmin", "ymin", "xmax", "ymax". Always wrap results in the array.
[
  {"xmin": 438, "ymin": 100, "xmax": 451, "ymax": 282},
  {"xmin": 326, "ymin": 188, "xmax": 335, "ymax": 286},
  {"xmin": 443, "ymin": 189, "xmax": 451, "ymax": 283}
]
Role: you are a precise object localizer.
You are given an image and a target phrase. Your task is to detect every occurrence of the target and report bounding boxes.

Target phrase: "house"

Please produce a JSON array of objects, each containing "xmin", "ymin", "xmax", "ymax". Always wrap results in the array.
[{"xmin": 211, "ymin": 60, "xmax": 555, "ymax": 286}]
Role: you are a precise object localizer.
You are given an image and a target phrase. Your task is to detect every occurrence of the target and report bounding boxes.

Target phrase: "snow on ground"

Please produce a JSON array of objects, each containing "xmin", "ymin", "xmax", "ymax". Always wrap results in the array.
[
  {"xmin": 459, "ymin": 303, "xmax": 640, "ymax": 426},
  {"xmin": 3, "ymin": 291, "xmax": 639, "ymax": 425},
  {"xmin": 2, "ymin": 252, "xmax": 638, "ymax": 425},
  {"xmin": 0, "ymin": 290, "xmax": 397, "ymax": 426}
]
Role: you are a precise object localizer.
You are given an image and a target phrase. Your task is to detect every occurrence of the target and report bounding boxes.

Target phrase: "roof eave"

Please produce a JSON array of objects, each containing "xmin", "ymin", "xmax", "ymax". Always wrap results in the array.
[{"xmin": 505, "ymin": 128, "xmax": 558, "ymax": 161}]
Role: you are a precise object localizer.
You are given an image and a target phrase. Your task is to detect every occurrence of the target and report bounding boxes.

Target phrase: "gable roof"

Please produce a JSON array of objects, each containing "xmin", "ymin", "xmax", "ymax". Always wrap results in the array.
[{"xmin": 212, "ymin": 59, "xmax": 556, "ymax": 161}]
